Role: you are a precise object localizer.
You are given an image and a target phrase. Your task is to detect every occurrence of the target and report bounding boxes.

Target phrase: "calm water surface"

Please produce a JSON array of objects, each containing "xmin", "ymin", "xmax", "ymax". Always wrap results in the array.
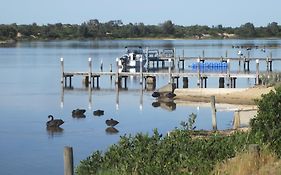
[{"xmin": 1, "ymin": 39, "xmax": 281, "ymax": 175}]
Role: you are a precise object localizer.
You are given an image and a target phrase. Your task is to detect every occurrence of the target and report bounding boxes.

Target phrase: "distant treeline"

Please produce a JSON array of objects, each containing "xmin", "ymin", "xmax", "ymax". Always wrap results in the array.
[{"xmin": 0, "ymin": 19, "xmax": 281, "ymax": 41}]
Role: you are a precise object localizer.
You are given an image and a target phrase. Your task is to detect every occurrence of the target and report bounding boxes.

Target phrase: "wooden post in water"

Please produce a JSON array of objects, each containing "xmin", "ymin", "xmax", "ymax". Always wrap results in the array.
[
  {"xmin": 219, "ymin": 77, "xmax": 224, "ymax": 88},
  {"xmin": 100, "ymin": 59, "xmax": 103, "ymax": 72},
  {"xmin": 210, "ymin": 96, "xmax": 217, "ymax": 130},
  {"xmin": 256, "ymin": 59, "xmax": 260, "ymax": 85},
  {"xmin": 227, "ymin": 59, "xmax": 230, "ymax": 88},
  {"xmin": 88, "ymin": 57, "xmax": 92, "ymax": 86},
  {"xmin": 110, "ymin": 64, "xmax": 112, "ymax": 80},
  {"xmin": 140, "ymin": 56, "xmax": 143, "ymax": 84},
  {"xmin": 168, "ymin": 58, "xmax": 172, "ymax": 83},
  {"xmin": 60, "ymin": 57, "xmax": 64, "ymax": 84},
  {"xmin": 64, "ymin": 146, "xmax": 74, "ymax": 175},
  {"xmin": 197, "ymin": 58, "xmax": 200, "ymax": 88},
  {"xmin": 115, "ymin": 58, "xmax": 119, "ymax": 84},
  {"xmin": 173, "ymin": 48, "xmax": 176, "ymax": 67},
  {"xmin": 269, "ymin": 52, "xmax": 273, "ymax": 71},
  {"xmin": 183, "ymin": 77, "xmax": 188, "ymax": 88},
  {"xmin": 202, "ymin": 50, "xmax": 205, "ymax": 58}
]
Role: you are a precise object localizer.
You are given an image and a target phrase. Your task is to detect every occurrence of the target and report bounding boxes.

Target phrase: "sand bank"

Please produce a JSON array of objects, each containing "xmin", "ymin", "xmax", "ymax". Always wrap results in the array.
[
  {"xmin": 174, "ymin": 86, "xmax": 274, "ymax": 105},
  {"xmin": 173, "ymin": 86, "xmax": 274, "ymax": 128}
]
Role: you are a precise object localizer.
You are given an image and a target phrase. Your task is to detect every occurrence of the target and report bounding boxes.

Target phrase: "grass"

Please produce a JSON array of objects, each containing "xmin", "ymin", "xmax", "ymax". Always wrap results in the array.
[{"xmin": 212, "ymin": 148, "xmax": 281, "ymax": 175}]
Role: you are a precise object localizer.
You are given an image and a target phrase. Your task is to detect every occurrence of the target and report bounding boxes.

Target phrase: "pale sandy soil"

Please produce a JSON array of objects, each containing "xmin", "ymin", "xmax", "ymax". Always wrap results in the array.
[
  {"xmin": 174, "ymin": 86, "xmax": 274, "ymax": 105},
  {"xmin": 174, "ymin": 86, "xmax": 274, "ymax": 129}
]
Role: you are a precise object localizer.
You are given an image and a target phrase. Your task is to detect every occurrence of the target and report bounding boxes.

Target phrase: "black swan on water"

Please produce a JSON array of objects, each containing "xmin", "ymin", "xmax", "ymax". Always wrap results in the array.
[
  {"xmin": 46, "ymin": 115, "xmax": 64, "ymax": 127},
  {"xmin": 72, "ymin": 109, "xmax": 86, "ymax": 116},
  {"xmin": 93, "ymin": 109, "xmax": 104, "ymax": 116},
  {"xmin": 105, "ymin": 118, "xmax": 119, "ymax": 127}
]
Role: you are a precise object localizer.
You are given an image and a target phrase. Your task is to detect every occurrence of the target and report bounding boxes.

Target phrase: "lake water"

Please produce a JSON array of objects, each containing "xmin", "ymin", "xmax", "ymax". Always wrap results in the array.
[{"xmin": 1, "ymin": 39, "xmax": 281, "ymax": 175}]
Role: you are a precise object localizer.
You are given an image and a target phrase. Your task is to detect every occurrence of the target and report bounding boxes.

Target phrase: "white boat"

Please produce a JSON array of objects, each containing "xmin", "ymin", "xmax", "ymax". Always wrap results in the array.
[{"xmin": 118, "ymin": 46, "xmax": 147, "ymax": 69}]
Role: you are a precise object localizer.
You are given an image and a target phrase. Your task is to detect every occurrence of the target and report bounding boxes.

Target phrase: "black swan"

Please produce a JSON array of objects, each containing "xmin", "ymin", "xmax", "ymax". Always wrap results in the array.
[
  {"xmin": 72, "ymin": 109, "xmax": 86, "ymax": 116},
  {"xmin": 105, "ymin": 118, "xmax": 119, "ymax": 127},
  {"xmin": 152, "ymin": 91, "xmax": 160, "ymax": 98},
  {"xmin": 93, "ymin": 109, "xmax": 104, "ymax": 116},
  {"xmin": 46, "ymin": 115, "xmax": 64, "ymax": 127}
]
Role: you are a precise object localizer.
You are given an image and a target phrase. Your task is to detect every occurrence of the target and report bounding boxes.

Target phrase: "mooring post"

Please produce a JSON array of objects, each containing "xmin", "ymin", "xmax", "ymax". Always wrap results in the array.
[
  {"xmin": 210, "ymin": 96, "xmax": 217, "ymax": 130},
  {"xmin": 110, "ymin": 63, "xmax": 113, "ymax": 80},
  {"xmin": 173, "ymin": 48, "xmax": 176, "ymax": 67},
  {"xmin": 115, "ymin": 58, "xmax": 119, "ymax": 84},
  {"xmin": 269, "ymin": 52, "xmax": 273, "ymax": 71},
  {"xmin": 88, "ymin": 57, "xmax": 92, "ymax": 85},
  {"xmin": 256, "ymin": 59, "xmax": 260, "ymax": 85},
  {"xmin": 197, "ymin": 58, "xmax": 200, "ymax": 88},
  {"xmin": 60, "ymin": 57, "xmax": 64, "ymax": 84},
  {"xmin": 140, "ymin": 56, "xmax": 143, "ymax": 84},
  {"xmin": 227, "ymin": 59, "xmax": 230, "ymax": 88},
  {"xmin": 219, "ymin": 77, "xmax": 224, "ymax": 88},
  {"xmin": 183, "ymin": 77, "xmax": 188, "ymax": 88},
  {"xmin": 168, "ymin": 58, "xmax": 172, "ymax": 83},
  {"xmin": 64, "ymin": 146, "xmax": 74, "ymax": 175},
  {"xmin": 202, "ymin": 50, "xmax": 205, "ymax": 58},
  {"xmin": 203, "ymin": 76, "xmax": 207, "ymax": 88},
  {"xmin": 100, "ymin": 59, "xmax": 103, "ymax": 72},
  {"xmin": 225, "ymin": 50, "xmax": 228, "ymax": 58}
]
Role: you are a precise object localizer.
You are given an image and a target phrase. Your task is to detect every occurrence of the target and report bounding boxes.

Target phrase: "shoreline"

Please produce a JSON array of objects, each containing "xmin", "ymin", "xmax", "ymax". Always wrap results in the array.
[{"xmin": 173, "ymin": 86, "xmax": 274, "ymax": 129}]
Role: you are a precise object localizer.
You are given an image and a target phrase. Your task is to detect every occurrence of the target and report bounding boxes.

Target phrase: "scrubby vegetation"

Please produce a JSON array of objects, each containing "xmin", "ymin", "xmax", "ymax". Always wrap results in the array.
[
  {"xmin": 1, "ymin": 20, "xmax": 281, "ymax": 41},
  {"xmin": 76, "ymin": 86, "xmax": 281, "ymax": 175}
]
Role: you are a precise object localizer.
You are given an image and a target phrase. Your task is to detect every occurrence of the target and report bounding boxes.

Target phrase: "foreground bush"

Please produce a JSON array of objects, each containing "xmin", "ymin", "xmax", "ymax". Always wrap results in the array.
[
  {"xmin": 76, "ymin": 129, "xmax": 252, "ymax": 175},
  {"xmin": 250, "ymin": 85, "xmax": 281, "ymax": 157}
]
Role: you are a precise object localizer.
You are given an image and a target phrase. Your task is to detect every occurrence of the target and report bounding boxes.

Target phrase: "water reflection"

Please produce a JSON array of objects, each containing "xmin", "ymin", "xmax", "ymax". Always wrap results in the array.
[
  {"xmin": 72, "ymin": 114, "xmax": 86, "ymax": 119},
  {"xmin": 152, "ymin": 100, "xmax": 176, "ymax": 111},
  {"xmin": 105, "ymin": 127, "xmax": 119, "ymax": 134},
  {"xmin": 46, "ymin": 126, "xmax": 64, "ymax": 137}
]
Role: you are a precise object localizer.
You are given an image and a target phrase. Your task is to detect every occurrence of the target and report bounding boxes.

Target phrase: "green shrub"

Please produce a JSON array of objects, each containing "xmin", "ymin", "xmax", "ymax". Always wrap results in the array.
[
  {"xmin": 76, "ymin": 129, "xmax": 251, "ymax": 175},
  {"xmin": 250, "ymin": 86, "xmax": 281, "ymax": 156}
]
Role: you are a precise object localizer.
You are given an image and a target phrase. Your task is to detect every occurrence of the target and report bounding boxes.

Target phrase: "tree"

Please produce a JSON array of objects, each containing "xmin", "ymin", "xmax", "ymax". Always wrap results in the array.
[
  {"xmin": 161, "ymin": 20, "xmax": 175, "ymax": 35},
  {"xmin": 235, "ymin": 22, "xmax": 256, "ymax": 38},
  {"xmin": 267, "ymin": 22, "xmax": 279, "ymax": 36}
]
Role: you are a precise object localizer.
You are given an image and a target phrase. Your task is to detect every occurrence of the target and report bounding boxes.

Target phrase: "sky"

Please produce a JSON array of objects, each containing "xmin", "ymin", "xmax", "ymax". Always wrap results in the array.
[{"xmin": 0, "ymin": 0, "xmax": 280, "ymax": 27}]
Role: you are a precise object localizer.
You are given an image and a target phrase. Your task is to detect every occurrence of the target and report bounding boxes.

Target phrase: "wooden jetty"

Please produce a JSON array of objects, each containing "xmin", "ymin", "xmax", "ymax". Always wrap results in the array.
[{"xmin": 60, "ymin": 56, "xmax": 268, "ymax": 90}]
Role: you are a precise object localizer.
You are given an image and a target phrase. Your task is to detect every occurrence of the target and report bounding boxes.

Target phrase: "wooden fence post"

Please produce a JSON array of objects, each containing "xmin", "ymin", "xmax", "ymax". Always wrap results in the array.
[
  {"xmin": 64, "ymin": 146, "xmax": 74, "ymax": 175},
  {"xmin": 210, "ymin": 96, "xmax": 217, "ymax": 130}
]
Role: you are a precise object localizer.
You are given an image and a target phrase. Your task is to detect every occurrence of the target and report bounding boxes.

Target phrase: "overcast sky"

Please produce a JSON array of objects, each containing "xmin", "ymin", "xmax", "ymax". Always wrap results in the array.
[{"xmin": 0, "ymin": 0, "xmax": 280, "ymax": 27}]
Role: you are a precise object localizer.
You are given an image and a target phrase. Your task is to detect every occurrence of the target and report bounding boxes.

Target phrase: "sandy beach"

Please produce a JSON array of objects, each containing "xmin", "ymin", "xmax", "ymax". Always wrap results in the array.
[
  {"xmin": 173, "ymin": 86, "xmax": 274, "ymax": 129},
  {"xmin": 174, "ymin": 86, "xmax": 274, "ymax": 105}
]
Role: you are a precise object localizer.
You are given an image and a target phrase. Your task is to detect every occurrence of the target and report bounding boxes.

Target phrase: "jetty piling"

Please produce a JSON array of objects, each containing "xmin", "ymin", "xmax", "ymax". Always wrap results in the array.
[
  {"xmin": 197, "ymin": 58, "xmax": 201, "ymax": 88},
  {"xmin": 88, "ymin": 57, "xmax": 92, "ymax": 86},
  {"xmin": 256, "ymin": 59, "xmax": 260, "ymax": 85},
  {"xmin": 140, "ymin": 56, "xmax": 143, "ymax": 84},
  {"xmin": 183, "ymin": 77, "xmax": 188, "ymax": 88},
  {"xmin": 227, "ymin": 59, "xmax": 230, "ymax": 88},
  {"xmin": 219, "ymin": 77, "xmax": 224, "ymax": 88}
]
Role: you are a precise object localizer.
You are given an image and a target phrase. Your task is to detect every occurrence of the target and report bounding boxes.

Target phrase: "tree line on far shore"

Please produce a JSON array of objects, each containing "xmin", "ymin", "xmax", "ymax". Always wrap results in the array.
[{"xmin": 0, "ymin": 19, "xmax": 281, "ymax": 41}]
